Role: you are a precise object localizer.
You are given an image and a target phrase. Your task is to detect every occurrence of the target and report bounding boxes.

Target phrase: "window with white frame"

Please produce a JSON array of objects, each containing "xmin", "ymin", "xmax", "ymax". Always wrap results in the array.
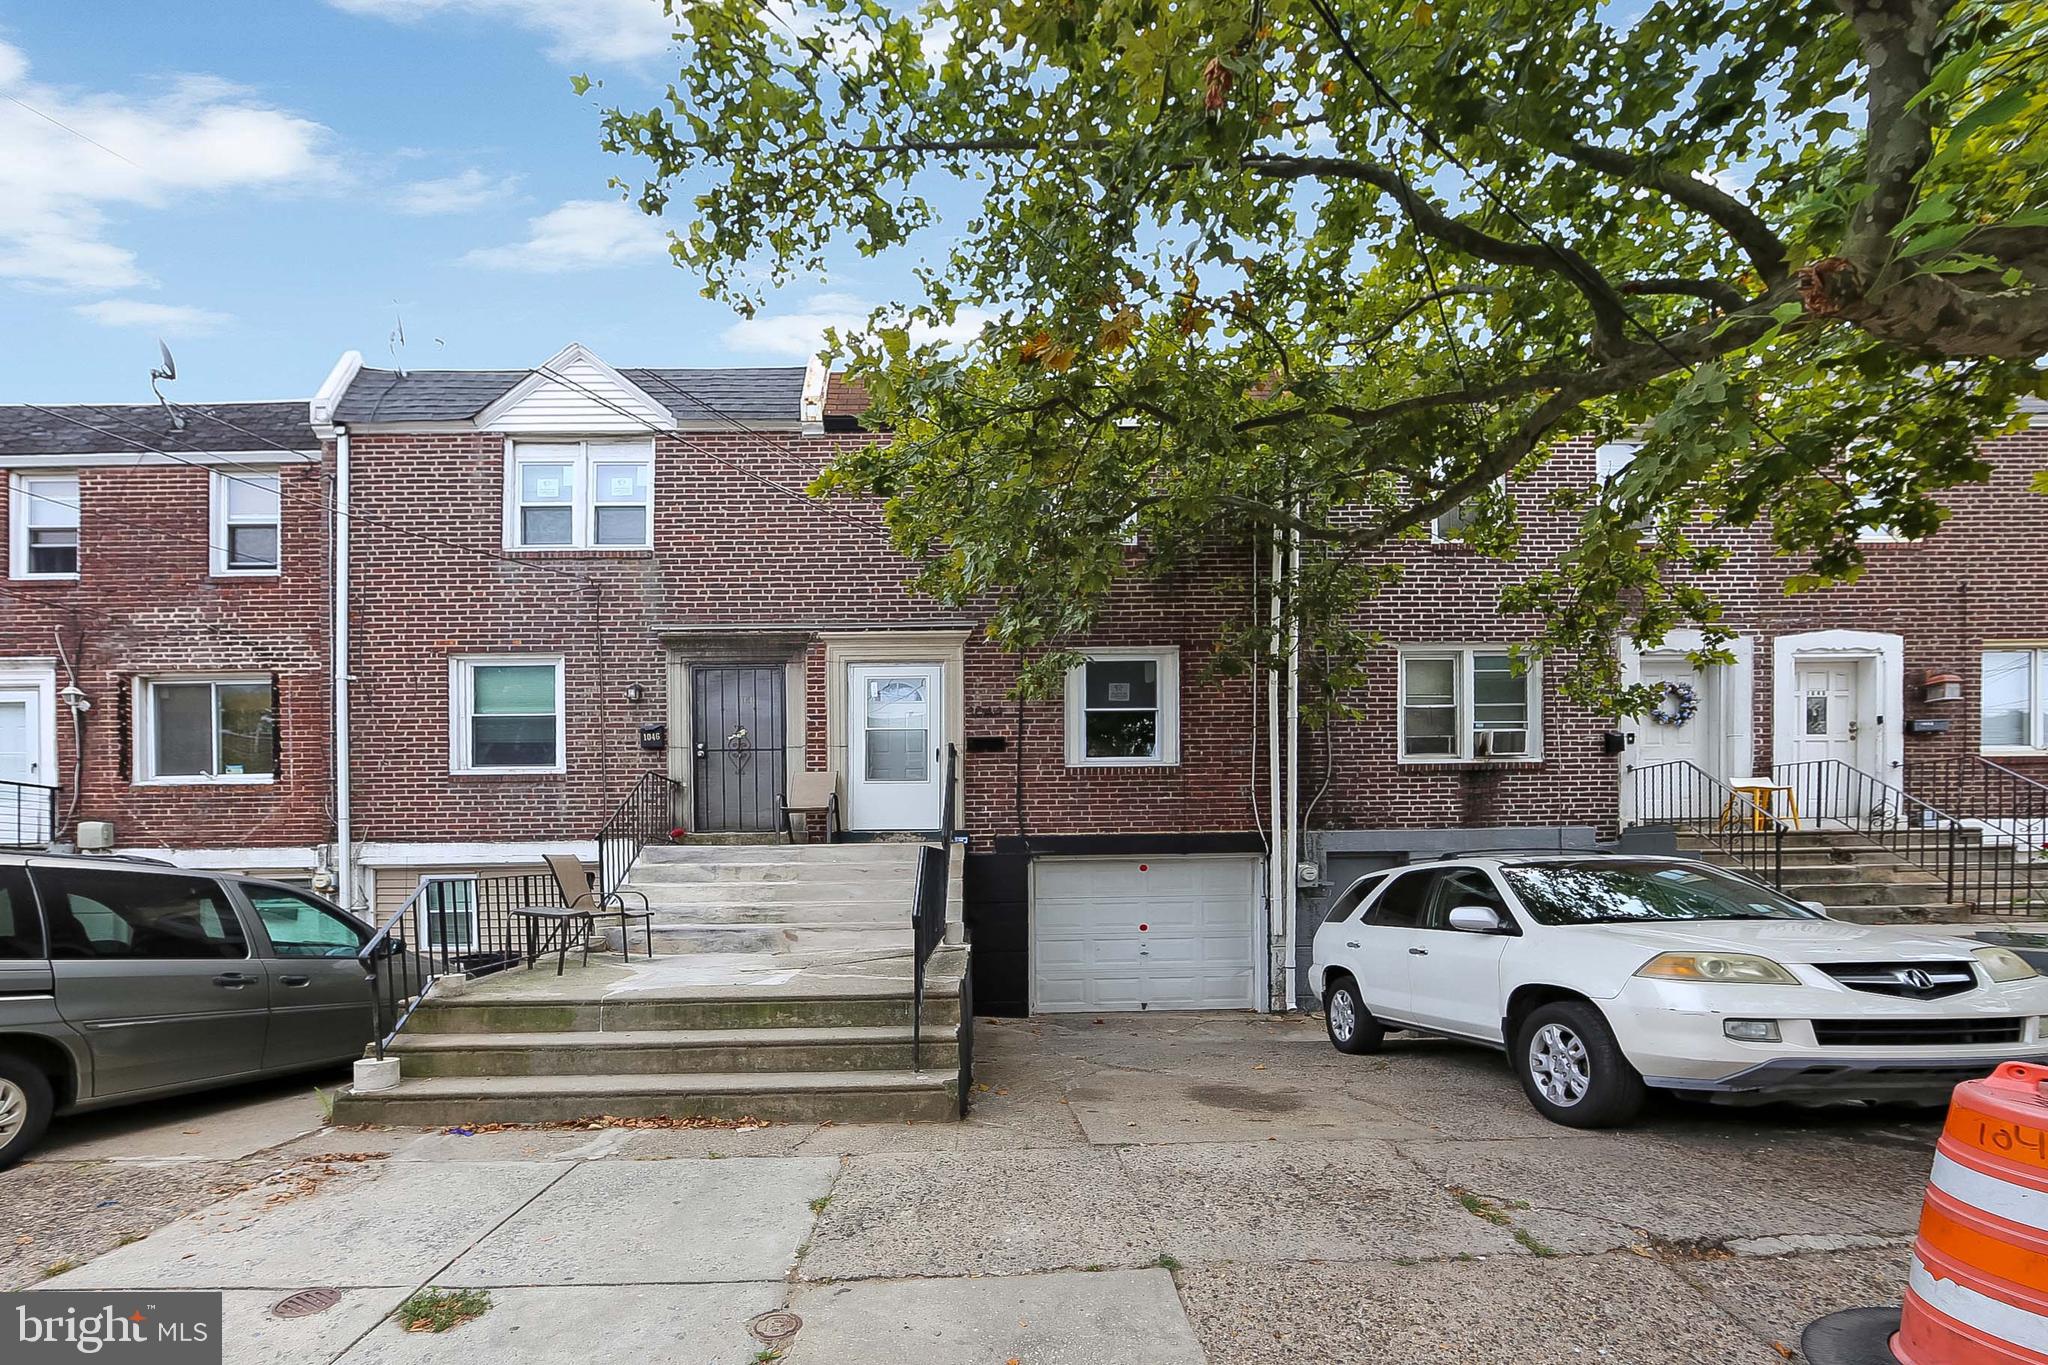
[
  {"xmin": 1982, "ymin": 648, "xmax": 2048, "ymax": 752},
  {"xmin": 1064, "ymin": 649, "xmax": 1180, "ymax": 766},
  {"xmin": 451, "ymin": 656, "xmax": 564, "ymax": 774},
  {"xmin": 137, "ymin": 676, "xmax": 275, "ymax": 783},
  {"xmin": 1399, "ymin": 648, "xmax": 1540, "ymax": 761},
  {"xmin": 507, "ymin": 440, "xmax": 653, "ymax": 550},
  {"xmin": 211, "ymin": 469, "xmax": 281, "ymax": 574},
  {"xmin": 415, "ymin": 875, "xmax": 479, "ymax": 951},
  {"xmin": 11, "ymin": 473, "xmax": 79, "ymax": 578}
]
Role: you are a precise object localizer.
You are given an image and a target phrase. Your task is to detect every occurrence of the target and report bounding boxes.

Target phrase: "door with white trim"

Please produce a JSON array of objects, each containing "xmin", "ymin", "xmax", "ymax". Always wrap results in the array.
[
  {"xmin": 1630, "ymin": 659, "xmax": 1714, "ymax": 821},
  {"xmin": 845, "ymin": 663, "xmax": 944, "ymax": 830},
  {"xmin": 0, "ymin": 687, "xmax": 48, "ymax": 844},
  {"xmin": 1790, "ymin": 659, "xmax": 1873, "ymax": 819}
]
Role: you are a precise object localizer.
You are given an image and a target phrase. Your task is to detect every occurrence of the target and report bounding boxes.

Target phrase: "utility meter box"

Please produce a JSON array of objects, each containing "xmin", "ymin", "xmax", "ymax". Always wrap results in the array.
[{"xmin": 77, "ymin": 820, "xmax": 116, "ymax": 850}]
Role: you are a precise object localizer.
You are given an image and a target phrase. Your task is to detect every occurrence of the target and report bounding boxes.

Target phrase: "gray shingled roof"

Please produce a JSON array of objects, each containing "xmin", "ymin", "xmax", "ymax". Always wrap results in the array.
[
  {"xmin": 330, "ymin": 365, "xmax": 807, "ymax": 425},
  {"xmin": 0, "ymin": 401, "xmax": 316, "ymax": 458}
]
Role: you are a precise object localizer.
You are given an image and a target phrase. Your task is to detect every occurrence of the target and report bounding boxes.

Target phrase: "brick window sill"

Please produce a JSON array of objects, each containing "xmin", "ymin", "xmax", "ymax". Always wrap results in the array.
[{"xmin": 501, "ymin": 549, "xmax": 655, "ymax": 560}]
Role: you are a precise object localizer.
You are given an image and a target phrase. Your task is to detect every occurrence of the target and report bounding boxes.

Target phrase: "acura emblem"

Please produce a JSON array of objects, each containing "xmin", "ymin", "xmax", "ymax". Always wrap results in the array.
[{"xmin": 1899, "ymin": 968, "xmax": 1934, "ymax": 991}]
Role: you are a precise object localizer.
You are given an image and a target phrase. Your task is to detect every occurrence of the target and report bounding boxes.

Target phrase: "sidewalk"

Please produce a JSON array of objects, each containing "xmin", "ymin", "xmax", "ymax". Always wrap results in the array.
[{"xmin": 10, "ymin": 1013, "xmax": 1942, "ymax": 1364}]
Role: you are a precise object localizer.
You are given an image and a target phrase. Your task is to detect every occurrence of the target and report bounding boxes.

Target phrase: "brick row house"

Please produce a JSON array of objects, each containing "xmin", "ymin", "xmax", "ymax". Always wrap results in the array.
[{"xmin": 3, "ymin": 349, "xmax": 2043, "ymax": 1020}]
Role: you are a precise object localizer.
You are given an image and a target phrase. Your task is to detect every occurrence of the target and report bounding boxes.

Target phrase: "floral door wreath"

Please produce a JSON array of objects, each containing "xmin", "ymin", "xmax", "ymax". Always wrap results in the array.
[{"xmin": 1649, "ymin": 681, "xmax": 1699, "ymax": 726}]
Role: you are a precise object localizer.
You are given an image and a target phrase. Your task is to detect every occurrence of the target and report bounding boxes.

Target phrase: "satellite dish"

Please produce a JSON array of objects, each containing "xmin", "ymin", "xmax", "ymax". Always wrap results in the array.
[{"xmin": 149, "ymin": 340, "xmax": 185, "ymax": 431}]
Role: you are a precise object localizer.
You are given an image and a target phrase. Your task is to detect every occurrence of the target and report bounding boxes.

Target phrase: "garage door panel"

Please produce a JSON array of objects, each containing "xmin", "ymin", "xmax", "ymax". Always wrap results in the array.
[{"xmin": 1032, "ymin": 857, "xmax": 1260, "ymax": 1013}]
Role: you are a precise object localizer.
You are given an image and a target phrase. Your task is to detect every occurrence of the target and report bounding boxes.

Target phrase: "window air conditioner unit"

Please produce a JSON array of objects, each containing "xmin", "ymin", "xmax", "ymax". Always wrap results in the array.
[{"xmin": 1479, "ymin": 729, "xmax": 1529, "ymax": 757}]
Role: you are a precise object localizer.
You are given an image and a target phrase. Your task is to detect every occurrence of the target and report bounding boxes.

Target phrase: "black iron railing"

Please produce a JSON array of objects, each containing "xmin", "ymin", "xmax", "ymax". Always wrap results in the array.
[
  {"xmin": 0, "ymin": 779, "xmax": 57, "ymax": 849},
  {"xmin": 910, "ymin": 743, "xmax": 967, "ymax": 1113},
  {"xmin": 1903, "ymin": 755, "xmax": 2048, "ymax": 914},
  {"xmin": 358, "ymin": 869, "xmax": 554, "ymax": 1059},
  {"xmin": 1773, "ymin": 758, "xmax": 1962, "ymax": 889},
  {"xmin": 1625, "ymin": 760, "xmax": 1785, "ymax": 887},
  {"xmin": 599, "ymin": 770, "xmax": 681, "ymax": 898}
]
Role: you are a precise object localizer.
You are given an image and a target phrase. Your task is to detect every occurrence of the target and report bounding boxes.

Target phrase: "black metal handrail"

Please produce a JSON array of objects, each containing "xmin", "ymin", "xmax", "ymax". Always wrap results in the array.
[
  {"xmin": 598, "ymin": 770, "xmax": 681, "ymax": 898},
  {"xmin": 0, "ymin": 779, "xmax": 58, "ymax": 849},
  {"xmin": 910, "ymin": 743, "xmax": 962, "ymax": 1108},
  {"xmin": 358, "ymin": 869, "xmax": 555, "ymax": 1059},
  {"xmin": 1624, "ymin": 760, "xmax": 1786, "ymax": 887},
  {"xmin": 1903, "ymin": 755, "xmax": 2048, "ymax": 914},
  {"xmin": 1772, "ymin": 759, "xmax": 1965, "ymax": 898}
]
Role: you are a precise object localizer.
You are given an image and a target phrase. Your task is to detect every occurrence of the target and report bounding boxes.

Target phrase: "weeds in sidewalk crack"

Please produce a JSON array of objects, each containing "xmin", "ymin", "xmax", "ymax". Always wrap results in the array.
[
  {"xmin": 1512, "ymin": 1229, "xmax": 1559, "ymax": 1258},
  {"xmin": 395, "ymin": 1288, "xmax": 491, "ymax": 1333}
]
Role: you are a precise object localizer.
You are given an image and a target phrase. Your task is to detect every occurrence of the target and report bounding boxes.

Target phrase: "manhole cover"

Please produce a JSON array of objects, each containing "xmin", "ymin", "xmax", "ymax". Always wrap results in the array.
[
  {"xmin": 272, "ymin": 1288, "xmax": 343, "ymax": 1319},
  {"xmin": 749, "ymin": 1310, "xmax": 802, "ymax": 1344}
]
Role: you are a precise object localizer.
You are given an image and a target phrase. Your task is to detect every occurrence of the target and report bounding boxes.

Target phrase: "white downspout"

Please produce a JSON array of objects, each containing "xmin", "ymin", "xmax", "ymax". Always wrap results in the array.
[
  {"xmin": 1281, "ymin": 519, "xmax": 1301, "ymax": 1011},
  {"xmin": 1267, "ymin": 532, "xmax": 1284, "ymax": 1011},
  {"xmin": 333, "ymin": 424, "xmax": 354, "ymax": 911}
]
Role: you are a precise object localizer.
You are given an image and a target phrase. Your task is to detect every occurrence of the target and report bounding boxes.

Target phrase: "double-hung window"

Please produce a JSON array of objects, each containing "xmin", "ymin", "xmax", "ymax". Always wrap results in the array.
[
  {"xmin": 1983, "ymin": 648, "xmax": 2048, "ymax": 753},
  {"xmin": 508, "ymin": 440, "xmax": 653, "ymax": 550},
  {"xmin": 452, "ymin": 656, "xmax": 564, "ymax": 774},
  {"xmin": 11, "ymin": 473, "xmax": 79, "ymax": 579},
  {"xmin": 137, "ymin": 676, "xmax": 275, "ymax": 783},
  {"xmin": 1064, "ymin": 649, "xmax": 1180, "ymax": 766},
  {"xmin": 416, "ymin": 875, "xmax": 480, "ymax": 952},
  {"xmin": 211, "ymin": 469, "xmax": 281, "ymax": 574},
  {"xmin": 1399, "ymin": 648, "xmax": 1539, "ymax": 761}
]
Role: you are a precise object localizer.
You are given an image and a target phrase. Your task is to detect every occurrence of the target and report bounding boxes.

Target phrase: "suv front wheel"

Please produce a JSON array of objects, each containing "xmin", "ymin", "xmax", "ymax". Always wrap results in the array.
[
  {"xmin": 1513, "ymin": 1001, "xmax": 1646, "ymax": 1128},
  {"xmin": 0, "ymin": 1054, "xmax": 54, "ymax": 1170},
  {"xmin": 1323, "ymin": 976, "xmax": 1386, "ymax": 1055}
]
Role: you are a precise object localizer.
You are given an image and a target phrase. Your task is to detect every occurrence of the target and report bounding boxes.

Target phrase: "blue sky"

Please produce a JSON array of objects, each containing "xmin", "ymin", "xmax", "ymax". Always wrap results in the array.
[{"xmin": 0, "ymin": 0, "xmax": 928, "ymax": 403}]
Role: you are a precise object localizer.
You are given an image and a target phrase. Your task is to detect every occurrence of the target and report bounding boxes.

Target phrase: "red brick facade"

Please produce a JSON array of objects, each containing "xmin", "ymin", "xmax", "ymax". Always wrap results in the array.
[{"xmin": 0, "ymin": 459, "xmax": 331, "ymax": 858}]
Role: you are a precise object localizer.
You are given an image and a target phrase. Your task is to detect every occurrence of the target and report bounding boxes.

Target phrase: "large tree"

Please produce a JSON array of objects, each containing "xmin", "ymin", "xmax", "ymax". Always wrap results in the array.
[{"xmin": 596, "ymin": 0, "xmax": 2047, "ymax": 707}]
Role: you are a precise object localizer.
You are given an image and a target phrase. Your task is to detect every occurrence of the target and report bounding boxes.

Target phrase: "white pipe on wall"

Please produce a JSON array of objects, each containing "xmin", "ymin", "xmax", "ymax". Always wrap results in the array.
[
  {"xmin": 1267, "ymin": 531, "xmax": 1284, "ymax": 1011},
  {"xmin": 333, "ymin": 424, "xmax": 354, "ymax": 910},
  {"xmin": 1283, "ymin": 516, "xmax": 1301, "ymax": 1012}
]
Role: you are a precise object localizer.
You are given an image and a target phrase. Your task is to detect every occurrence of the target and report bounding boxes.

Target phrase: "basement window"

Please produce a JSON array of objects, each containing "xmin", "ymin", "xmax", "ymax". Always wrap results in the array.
[
  {"xmin": 1064, "ymin": 649, "xmax": 1180, "ymax": 766},
  {"xmin": 211, "ymin": 469, "xmax": 281, "ymax": 575},
  {"xmin": 415, "ymin": 875, "xmax": 480, "ymax": 952},
  {"xmin": 10, "ymin": 473, "xmax": 79, "ymax": 579},
  {"xmin": 507, "ymin": 439, "xmax": 653, "ymax": 550},
  {"xmin": 451, "ymin": 655, "xmax": 564, "ymax": 774},
  {"xmin": 136, "ymin": 676, "xmax": 276, "ymax": 783},
  {"xmin": 1399, "ymin": 648, "xmax": 1540, "ymax": 762}
]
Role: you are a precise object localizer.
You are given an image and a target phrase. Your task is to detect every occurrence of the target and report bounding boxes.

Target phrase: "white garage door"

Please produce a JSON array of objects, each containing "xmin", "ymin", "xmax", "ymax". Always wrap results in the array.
[{"xmin": 1032, "ymin": 856, "xmax": 1261, "ymax": 1012}]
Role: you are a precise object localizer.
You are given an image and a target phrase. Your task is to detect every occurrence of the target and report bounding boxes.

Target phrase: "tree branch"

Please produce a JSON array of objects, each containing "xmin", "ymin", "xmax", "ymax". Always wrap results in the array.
[
  {"xmin": 1836, "ymin": 0, "xmax": 1943, "ymax": 265},
  {"xmin": 1619, "ymin": 277, "xmax": 1752, "ymax": 311},
  {"xmin": 1555, "ymin": 140, "xmax": 1791, "ymax": 285}
]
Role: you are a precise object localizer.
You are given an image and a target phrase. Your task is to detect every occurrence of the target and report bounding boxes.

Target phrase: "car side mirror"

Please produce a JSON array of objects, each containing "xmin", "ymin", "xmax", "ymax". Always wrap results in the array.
[
  {"xmin": 382, "ymin": 935, "xmax": 407, "ymax": 958},
  {"xmin": 1447, "ymin": 905, "xmax": 1506, "ymax": 934}
]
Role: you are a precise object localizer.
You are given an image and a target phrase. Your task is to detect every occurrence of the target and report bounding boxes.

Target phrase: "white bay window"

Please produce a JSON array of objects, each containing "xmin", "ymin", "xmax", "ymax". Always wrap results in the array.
[
  {"xmin": 1983, "ymin": 648, "xmax": 2048, "ymax": 753},
  {"xmin": 1399, "ymin": 648, "xmax": 1540, "ymax": 761}
]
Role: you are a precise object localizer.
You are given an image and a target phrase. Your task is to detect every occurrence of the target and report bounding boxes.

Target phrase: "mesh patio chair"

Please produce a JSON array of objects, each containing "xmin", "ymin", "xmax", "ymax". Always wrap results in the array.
[{"xmin": 544, "ymin": 853, "xmax": 655, "ymax": 961}]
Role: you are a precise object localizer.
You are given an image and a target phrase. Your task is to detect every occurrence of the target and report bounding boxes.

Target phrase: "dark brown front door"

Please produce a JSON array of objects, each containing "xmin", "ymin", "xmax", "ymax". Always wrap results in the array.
[{"xmin": 691, "ymin": 665, "xmax": 786, "ymax": 832}]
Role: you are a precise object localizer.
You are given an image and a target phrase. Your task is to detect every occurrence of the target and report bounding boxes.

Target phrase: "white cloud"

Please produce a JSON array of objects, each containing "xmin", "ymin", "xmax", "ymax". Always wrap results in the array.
[
  {"xmin": 723, "ymin": 292, "xmax": 992, "ymax": 360},
  {"xmin": 463, "ymin": 199, "xmax": 671, "ymax": 272},
  {"xmin": 325, "ymin": 0, "xmax": 677, "ymax": 63},
  {"xmin": 72, "ymin": 298, "xmax": 233, "ymax": 335},
  {"xmin": 0, "ymin": 41, "xmax": 331, "ymax": 294},
  {"xmin": 394, "ymin": 168, "xmax": 519, "ymax": 215}
]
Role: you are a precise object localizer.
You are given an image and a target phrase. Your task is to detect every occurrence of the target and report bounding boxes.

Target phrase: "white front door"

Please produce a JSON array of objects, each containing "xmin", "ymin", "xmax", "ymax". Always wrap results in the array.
[
  {"xmin": 0, "ymin": 688, "xmax": 47, "ymax": 844},
  {"xmin": 1792, "ymin": 661, "xmax": 1865, "ymax": 767},
  {"xmin": 1630, "ymin": 659, "xmax": 1715, "ymax": 821},
  {"xmin": 845, "ymin": 662, "xmax": 944, "ymax": 830}
]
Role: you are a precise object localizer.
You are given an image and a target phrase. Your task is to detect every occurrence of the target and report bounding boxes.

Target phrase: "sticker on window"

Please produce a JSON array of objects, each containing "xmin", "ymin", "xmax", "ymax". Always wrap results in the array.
[
  {"xmin": 1106, "ymin": 682, "xmax": 1131, "ymax": 702},
  {"xmin": 608, "ymin": 476, "xmax": 636, "ymax": 497},
  {"xmin": 535, "ymin": 478, "xmax": 561, "ymax": 498}
]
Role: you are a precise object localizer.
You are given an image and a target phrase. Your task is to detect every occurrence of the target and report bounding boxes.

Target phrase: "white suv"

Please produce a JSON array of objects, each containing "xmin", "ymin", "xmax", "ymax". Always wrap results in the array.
[{"xmin": 1309, "ymin": 854, "xmax": 2048, "ymax": 1127}]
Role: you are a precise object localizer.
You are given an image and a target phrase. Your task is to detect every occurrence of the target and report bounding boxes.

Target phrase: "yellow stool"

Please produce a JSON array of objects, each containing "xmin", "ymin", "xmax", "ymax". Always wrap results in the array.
[{"xmin": 1719, "ymin": 779, "xmax": 1802, "ymax": 831}]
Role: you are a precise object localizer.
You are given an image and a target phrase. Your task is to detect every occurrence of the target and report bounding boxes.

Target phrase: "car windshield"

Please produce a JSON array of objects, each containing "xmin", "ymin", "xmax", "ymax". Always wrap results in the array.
[{"xmin": 1501, "ymin": 860, "xmax": 1822, "ymax": 926}]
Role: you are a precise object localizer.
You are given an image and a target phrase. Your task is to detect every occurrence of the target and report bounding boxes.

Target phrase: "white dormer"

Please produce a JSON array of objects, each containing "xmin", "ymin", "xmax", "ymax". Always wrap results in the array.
[{"xmin": 476, "ymin": 343, "xmax": 677, "ymax": 434}]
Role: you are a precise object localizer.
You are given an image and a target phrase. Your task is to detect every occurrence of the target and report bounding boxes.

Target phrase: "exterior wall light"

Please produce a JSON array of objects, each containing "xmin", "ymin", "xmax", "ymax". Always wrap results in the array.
[{"xmin": 624, "ymin": 683, "xmax": 646, "ymax": 704}]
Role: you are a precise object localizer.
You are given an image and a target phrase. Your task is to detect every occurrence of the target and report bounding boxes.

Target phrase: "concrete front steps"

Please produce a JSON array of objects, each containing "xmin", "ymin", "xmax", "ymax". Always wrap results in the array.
[
  {"xmin": 1677, "ymin": 830, "xmax": 1974, "ymax": 923},
  {"xmin": 618, "ymin": 840, "xmax": 964, "ymax": 961},
  {"xmin": 331, "ymin": 941, "xmax": 970, "ymax": 1128}
]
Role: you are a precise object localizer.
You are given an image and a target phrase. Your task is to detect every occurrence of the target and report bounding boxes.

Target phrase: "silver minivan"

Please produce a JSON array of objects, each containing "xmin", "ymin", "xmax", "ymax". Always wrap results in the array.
[{"xmin": 0, "ymin": 852, "xmax": 377, "ymax": 1167}]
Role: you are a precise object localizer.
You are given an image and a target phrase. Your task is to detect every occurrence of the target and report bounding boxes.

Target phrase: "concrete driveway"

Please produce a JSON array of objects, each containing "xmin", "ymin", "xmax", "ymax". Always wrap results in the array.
[{"xmin": 3, "ymin": 1014, "xmax": 1940, "ymax": 1363}]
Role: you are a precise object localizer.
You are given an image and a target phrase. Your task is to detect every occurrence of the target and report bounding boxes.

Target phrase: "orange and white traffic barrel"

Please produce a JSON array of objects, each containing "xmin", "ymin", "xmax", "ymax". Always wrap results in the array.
[
  {"xmin": 1804, "ymin": 1061, "xmax": 2048, "ymax": 1365},
  {"xmin": 1894, "ymin": 1060, "xmax": 2048, "ymax": 1363}
]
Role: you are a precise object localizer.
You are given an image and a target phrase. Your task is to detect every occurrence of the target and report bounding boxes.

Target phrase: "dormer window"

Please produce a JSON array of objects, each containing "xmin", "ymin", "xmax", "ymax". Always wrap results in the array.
[{"xmin": 506, "ymin": 439, "xmax": 653, "ymax": 551}]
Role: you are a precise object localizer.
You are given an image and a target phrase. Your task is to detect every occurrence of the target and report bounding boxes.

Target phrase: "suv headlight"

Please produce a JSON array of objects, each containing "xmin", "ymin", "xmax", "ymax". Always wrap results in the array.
[
  {"xmin": 1635, "ymin": 952, "xmax": 1800, "ymax": 986},
  {"xmin": 1973, "ymin": 946, "xmax": 2040, "ymax": 983}
]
